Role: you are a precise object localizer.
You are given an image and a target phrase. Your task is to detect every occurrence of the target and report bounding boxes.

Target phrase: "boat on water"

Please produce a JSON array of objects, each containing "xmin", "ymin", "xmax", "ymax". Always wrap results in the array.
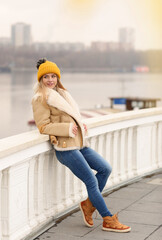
[{"xmin": 109, "ymin": 97, "xmax": 161, "ymax": 111}]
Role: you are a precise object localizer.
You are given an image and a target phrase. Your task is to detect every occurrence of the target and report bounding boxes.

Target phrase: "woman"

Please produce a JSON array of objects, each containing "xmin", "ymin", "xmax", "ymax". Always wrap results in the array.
[{"xmin": 32, "ymin": 59, "xmax": 131, "ymax": 233}]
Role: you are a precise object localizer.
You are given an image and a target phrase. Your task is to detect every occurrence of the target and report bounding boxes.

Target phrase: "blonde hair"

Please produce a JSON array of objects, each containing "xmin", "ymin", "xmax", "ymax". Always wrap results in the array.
[
  {"xmin": 33, "ymin": 76, "xmax": 66, "ymax": 102},
  {"xmin": 33, "ymin": 78, "xmax": 48, "ymax": 102}
]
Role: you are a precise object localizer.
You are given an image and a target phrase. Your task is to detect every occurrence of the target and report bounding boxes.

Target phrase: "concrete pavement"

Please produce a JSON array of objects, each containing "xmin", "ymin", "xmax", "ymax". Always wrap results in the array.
[{"xmin": 35, "ymin": 171, "xmax": 162, "ymax": 240}]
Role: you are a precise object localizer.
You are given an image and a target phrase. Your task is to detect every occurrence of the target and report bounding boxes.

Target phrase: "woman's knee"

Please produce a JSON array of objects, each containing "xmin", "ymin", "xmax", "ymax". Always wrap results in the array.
[{"xmin": 103, "ymin": 163, "xmax": 112, "ymax": 177}]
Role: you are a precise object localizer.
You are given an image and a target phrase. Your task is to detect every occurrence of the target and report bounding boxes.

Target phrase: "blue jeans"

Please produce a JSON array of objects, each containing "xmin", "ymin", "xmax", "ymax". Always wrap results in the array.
[{"xmin": 55, "ymin": 147, "xmax": 112, "ymax": 217}]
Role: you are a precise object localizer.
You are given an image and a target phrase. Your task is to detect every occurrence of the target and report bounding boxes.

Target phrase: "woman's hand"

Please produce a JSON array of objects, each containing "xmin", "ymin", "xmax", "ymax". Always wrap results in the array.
[{"xmin": 72, "ymin": 125, "xmax": 78, "ymax": 136}]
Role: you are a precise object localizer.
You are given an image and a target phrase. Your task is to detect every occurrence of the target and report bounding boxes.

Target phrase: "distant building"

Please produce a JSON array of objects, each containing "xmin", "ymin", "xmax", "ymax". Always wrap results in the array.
[
  {"xmin": 11, "ymin": 23, "xmax": 32, "ymax": 47},
  {"xmin": 91, "ymin": 41, "xmax": 120, "ymax": 52},
  {"xmin": 118, "ymin": 28, "xmax": 135, "ymax": 50},
  {"xmin": 91, "ymin": 41, "xmax": 109, "ymax": 52},
  {"xmin": 53, "ymin": 42, "xmax": 85, "ymax": 52},
  {"xmin": 33, "ymin": 42, "xmax": 85, "ymax": 52},
  {"xmin": 107, "ymin": 42, "xmax": 120, "ymax": 51},
  {"xmin": 0, "ymin": 37, "xmax": 11, "ymax": 46},
  {"xmin": 33, "ymin": 42, "xmax": 52, "ymax": 51}
]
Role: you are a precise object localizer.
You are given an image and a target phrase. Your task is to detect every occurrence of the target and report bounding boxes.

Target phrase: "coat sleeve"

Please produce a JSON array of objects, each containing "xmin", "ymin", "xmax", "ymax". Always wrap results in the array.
[{"xmin": 32, "ymin": 98, "xmax": 74, "ymax": 137}]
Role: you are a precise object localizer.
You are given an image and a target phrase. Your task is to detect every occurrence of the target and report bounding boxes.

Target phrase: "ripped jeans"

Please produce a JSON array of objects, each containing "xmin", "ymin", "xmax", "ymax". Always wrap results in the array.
[{"xmin": 55, "ymin": 147, "xmax": 112, "ymax": 217}]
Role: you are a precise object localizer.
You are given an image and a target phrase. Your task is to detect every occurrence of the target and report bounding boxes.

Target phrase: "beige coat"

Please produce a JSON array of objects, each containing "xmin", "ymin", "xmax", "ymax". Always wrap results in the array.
[{"xmin": 32, "ymin": 87, "xmax": 89, "ymax": 151}]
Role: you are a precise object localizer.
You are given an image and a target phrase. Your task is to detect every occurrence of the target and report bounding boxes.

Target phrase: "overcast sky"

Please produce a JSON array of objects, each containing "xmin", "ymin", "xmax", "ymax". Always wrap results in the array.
[{"xmin": 0, "ymin": 0, "xmax": 162, "ymax": 50}]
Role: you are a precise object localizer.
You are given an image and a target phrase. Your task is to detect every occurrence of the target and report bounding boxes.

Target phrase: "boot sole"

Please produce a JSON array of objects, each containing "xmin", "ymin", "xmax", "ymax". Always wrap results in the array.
[
  {"xmin": 79, "ymin": 203, "xmax": 94, "ymax": 228},
  {"xmin": 102, "ymin": 227, "xmax": 131, "ymax": 233}
]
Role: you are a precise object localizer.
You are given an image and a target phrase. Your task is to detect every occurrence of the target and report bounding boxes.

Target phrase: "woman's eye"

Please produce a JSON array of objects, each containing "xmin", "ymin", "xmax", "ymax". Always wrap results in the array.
[{"xmin": 52, "ymin": 75, "xmax": 56, "ymax": 78}]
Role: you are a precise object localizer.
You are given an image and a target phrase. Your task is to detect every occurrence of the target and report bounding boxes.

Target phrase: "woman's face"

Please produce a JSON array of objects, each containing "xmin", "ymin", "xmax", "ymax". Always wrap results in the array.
[{"xmin": 42, "ymin": 73, "xmax": 58, "ymax": 88}]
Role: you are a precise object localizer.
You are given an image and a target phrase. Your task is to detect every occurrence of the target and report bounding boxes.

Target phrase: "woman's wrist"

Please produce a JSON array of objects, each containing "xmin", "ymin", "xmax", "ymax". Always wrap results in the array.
[{"xmin": 69, "ymin": 123, "xmax": 76, "ymax": 138}]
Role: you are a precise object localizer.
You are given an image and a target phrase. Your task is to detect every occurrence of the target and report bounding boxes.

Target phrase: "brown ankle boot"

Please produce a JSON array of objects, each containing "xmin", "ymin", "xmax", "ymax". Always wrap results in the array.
[
  {"xmin": 102, "ymin": 213, "xmax": 131, "ymax": 233},
  {"xmin": 80, "ymin": 198, "xmax": 96, "ymax": 227}
]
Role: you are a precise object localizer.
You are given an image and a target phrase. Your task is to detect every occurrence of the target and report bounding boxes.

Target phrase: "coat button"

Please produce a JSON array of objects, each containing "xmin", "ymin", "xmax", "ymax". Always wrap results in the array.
[{"xmin": 62, "ymin": 141, "xmax": 67, "ymax": 148}]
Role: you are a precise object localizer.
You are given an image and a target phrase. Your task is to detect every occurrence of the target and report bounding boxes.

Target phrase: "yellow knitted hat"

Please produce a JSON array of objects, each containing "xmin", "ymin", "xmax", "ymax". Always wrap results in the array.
[{"xmin": 37, "ymin": 60, "xmax": 61, "ymax": 81}]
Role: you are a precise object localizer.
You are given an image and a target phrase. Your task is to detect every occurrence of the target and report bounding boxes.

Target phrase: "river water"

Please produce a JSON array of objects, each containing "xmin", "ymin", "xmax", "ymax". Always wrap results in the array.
[{"xmin": 0, "ymin": 71, "xmax": 162, "ymax": 139}]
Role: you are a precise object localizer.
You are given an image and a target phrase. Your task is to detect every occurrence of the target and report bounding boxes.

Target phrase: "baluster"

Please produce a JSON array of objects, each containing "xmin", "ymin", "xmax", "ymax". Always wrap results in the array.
[
  {"xmin": 50, "ymin": 151, "xmax": 56, "ymax": 215},
  {"xmin": 89, "ymin": 136, "xmax": 97, "ymax": 151},
  {"xmin": 77, "ymin": 173, "xmax": 85, "ymax": 202},
  {"xmin": 104, "ymin": 132, "xmax": 113, "ymax": 188},
  {"xmin": 43, "ymin": 151, "xmax": 49, "ymax": 214},
  {"xmin": 62, "ymin": 166, "xmax": 73, "ymax": 208},
  {"xmin": 60, "ymin": 164, "xmax": 67, "ymax": 211},
  {"xmin": 98, "ymin": 134, "xmax": 105, "ymax": 157},
  {"xmin": 28, "ymin": 156, "xmax": 38, "ymax": 228},
  {"xmin": 119, "ymin": 129, "xmax": 128, "ymax": 181},
  {"xmin": 112, "ymin": 130, "xmax": 121, "ymax": 185},
  {"xmin": 132, "ymin": 126, "xmax": 139, "ymax": 176},
  {"xmin": 145, "ymin": 123, "xmax": 155, "ymax": 172},
  {"xmin": 1, "ymin": 169, "xmax": 9, "ymax": 237},
  {"xmin": 36, "ymin": 153, "xmax": 46, "ymax": 223},
  {"xmin": 136, "ymin": 125, "xmax": 145, "ymax": 175},
  {"xmin": 44, "ymin": 150, "xmax": 54, "ymax": 217},
  {"xmin": 151, "ymin": 123, "xmax": 157, "ymax": 170},
  {"xmin": 157, "ymin": 122, "xmax": 162, "ymax": 168},
  {"xmin": 79, "ymin": 178, "xmax": 87, "ymax": 200},
  {"xmin": 69, "ymin": 170, "xmax": 79, "ymax": 203},
  {"xmin": 49, "ymin": 151, "xmax": 56, "ymax": 215},
  {"xmin": 54, "ymin": 159, "xmax": 65, "ymax": 214},
  {"xmin": 0, "ymin": 171, "xmax": 2, "ymax": 240},
  {"xmin": 52, "ymin": 154, "xmax": 59, "ymax": 215},
  {"xmin": 127, "ymin": 127, "xmax": 135, "ymax": 179}
]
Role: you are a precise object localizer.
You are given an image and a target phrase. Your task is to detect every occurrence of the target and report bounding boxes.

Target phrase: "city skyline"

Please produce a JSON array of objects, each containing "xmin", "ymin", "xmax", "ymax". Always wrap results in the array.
[
  {"xmin": 2, "ymin": 23, "xmax": 135, "ymax": 52},
  {"xmin": 0, "ymin": 0, "xmax": 162, "ymax": 50}
]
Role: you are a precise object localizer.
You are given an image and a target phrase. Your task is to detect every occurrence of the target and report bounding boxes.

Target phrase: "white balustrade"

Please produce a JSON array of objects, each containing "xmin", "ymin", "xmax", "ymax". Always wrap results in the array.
[
  {"xmin": 0, "ymin": 107, "xmax": 162, "ymax": 240},
  {"xmin": 0, "ymin": 171, "xmax": 2, "ymax": 240}
]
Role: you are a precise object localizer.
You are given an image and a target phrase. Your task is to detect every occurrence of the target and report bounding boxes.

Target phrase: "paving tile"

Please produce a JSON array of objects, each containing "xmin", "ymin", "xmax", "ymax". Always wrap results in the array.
[
  {"xmin": 127, "ymin": 181, "xmax": 158, "ymax": 190},
  {"xmin": 119, "ymin": 210, "xmax": 162, "ymax": 226},
  {"xmin": 127, "ymin": 200, "xmax": 162, "ymax": 214},
  {"xmin": 37, "ymin": 232, "xmax": 82, "ymax": 240},
  {"xmin": 147, "ymin": 226, "xmax": 162, "ymax": 240},
  {"xmin": 155, "ymin": 185, "xmax": 162, "ymax": 191},
  {"xmin": 108, "ymin": 186, "xmax": 151, "ymax": 200},
  {"xmin": 103, "ymin": 197, "xmax": 136, "ymax": 213},
  {"xmin": 140, "ymin": 190, "xmax": 162, "ymax": 203},
  {"xmin": 49, "ymin": 214, "xmax": 101, "ymax": 237},
  {"xmin": 85, "ymin": 222, "xmax": 157, "ymax": 240}
]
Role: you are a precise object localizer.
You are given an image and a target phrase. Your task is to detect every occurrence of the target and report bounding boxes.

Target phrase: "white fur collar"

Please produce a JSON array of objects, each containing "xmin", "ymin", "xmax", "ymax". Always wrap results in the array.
[{"xmin": 46, "ymin": 88, "xmax": 82, "ymax": 125}]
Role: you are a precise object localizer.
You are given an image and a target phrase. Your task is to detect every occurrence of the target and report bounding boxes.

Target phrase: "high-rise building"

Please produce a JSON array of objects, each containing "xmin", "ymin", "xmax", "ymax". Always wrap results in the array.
[
  {"xmin": 119, "ymin": 28, "xmax": 135, "ymax": 50},
  {"xmin": 11, "ymin": 23, "xmax": 32, "ymax": 47}
]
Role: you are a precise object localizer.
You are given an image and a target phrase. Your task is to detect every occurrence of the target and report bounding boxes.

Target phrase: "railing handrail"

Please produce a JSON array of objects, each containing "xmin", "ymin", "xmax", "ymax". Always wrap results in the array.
[
  {"xmin": 0, "ymin": 130, "xmax": 49, "ymax": 159},
  {"xmin": 1, "ymin": 107, "xmax": 162, "ymax": 159},
  {"xmin": 86, "ymin": 107, "xmax": 162, "ymax": 127}
]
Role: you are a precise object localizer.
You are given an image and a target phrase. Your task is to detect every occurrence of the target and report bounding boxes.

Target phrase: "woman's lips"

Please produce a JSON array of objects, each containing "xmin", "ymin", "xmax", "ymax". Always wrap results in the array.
[{"xmin": 47, "ymin": 82, "xmax": 55, "ymax": 86}]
